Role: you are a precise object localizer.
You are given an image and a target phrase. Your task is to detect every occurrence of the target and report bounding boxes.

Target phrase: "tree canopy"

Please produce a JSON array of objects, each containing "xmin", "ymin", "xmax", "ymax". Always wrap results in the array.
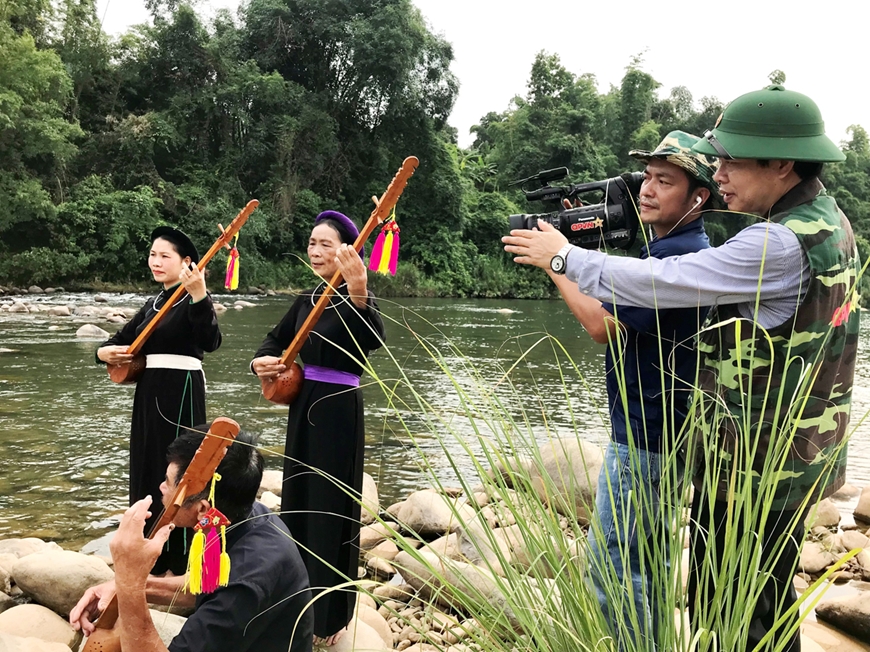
[{"xmin": 2, "ymin": 1, "xmax": 868, "ymax": 300}]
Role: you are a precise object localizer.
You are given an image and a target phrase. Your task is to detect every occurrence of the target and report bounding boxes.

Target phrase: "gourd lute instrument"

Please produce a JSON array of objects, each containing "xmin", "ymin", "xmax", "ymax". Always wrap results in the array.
[
  {"xmin": 260, "ymin": 156, "xmax": 419, "ymax": 405},
  {"xmin": 106, "ymin": 200, "xmax": 259, "ymax": 384},
  {"xmin": 81, "ymin": 417, "xmax": 240, "ymax": 652}
]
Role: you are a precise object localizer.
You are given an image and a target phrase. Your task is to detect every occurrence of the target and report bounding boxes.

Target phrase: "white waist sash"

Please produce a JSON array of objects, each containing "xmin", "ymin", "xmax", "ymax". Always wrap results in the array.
[{"xmin": 145, "ymin": 354, "xmax": 203, "ymax": 371}]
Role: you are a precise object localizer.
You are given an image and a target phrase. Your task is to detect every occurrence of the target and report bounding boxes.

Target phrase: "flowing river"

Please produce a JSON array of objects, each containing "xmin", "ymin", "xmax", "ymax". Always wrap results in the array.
[{"xmin": 2, "ymin": 292, "xmax": 869, "ymax": 550}]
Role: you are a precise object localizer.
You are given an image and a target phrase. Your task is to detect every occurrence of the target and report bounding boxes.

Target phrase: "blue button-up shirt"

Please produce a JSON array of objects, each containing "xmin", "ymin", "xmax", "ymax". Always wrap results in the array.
[{"xmin": 601, "ymin": 218, "xmax": 710, "ymax": 451}]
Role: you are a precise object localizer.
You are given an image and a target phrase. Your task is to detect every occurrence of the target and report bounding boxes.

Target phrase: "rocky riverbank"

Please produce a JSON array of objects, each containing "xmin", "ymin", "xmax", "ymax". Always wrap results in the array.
[
  {"xmin": 2, "ymin": 454, "xmax": 870, "ymax": 652},
  {"xmin": 0, "ymin": 290, "xmax": 267, "ymax": 346}
]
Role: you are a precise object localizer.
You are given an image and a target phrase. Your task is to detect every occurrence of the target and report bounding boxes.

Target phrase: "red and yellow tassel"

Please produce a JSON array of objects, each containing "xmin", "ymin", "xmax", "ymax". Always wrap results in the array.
[
  {"xmin": 224, "ymin": 234, "xmax": 240, "ymax": 290},
  {"xmin": 368, "ymin": 210, "xmax": 400, "ymax": 276},
  {"xmin": 185, "ymin": 473, "xmax": 231, "ymax": 595}
]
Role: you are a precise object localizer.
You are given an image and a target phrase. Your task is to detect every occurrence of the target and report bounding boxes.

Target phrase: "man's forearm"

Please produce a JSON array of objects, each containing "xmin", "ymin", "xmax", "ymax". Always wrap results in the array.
[
  {"xmin": 116, "ymin": 586, "xmax": 170, "ymax": 652},
  {"xmin": 145, "ymin": 574, "xmax": 195, "ymax": 608}
]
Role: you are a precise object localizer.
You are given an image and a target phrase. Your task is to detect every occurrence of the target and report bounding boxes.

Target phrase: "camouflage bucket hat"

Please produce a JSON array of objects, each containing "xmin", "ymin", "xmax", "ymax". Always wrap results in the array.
[{"xmin": 630, "ymin": 130, "xmax": 723, "ymax": 207}]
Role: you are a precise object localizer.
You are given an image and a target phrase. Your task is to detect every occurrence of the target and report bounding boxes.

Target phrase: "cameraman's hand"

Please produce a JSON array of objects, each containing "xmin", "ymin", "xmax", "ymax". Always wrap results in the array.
[{"xmin": 502, "ymin": 220, "xmax": 568, "ymax": 269}]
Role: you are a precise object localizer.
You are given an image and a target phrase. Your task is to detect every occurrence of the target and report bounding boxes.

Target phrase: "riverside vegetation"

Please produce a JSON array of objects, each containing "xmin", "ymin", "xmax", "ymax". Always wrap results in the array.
[{"xmin": 3, "ymin": 0, "xmax": 870, "ymax": 301}]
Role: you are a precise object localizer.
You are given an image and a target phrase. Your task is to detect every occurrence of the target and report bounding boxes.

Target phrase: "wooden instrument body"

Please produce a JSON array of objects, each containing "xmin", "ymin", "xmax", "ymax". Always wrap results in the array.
[
  {"xmin": 81, "ymin": 417, "xmax": 240, "ymax": 652},
  {"xmin": 259, "ymin": 157, "xmax": 418, "ymax": 406},
  {"xmin": 106, "ymin": 200, "xmax": 259, "ymax": 385}
]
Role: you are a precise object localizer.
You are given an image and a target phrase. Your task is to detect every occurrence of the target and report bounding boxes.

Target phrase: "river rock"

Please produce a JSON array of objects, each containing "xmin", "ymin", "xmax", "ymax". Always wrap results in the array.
[
  {"xmin": 11, "ymin": 550, "xmax": 113, "ymax": 616},
  {"xmin": 855, "ymin": 486, "xmax": 870, "ymax": 524},
  {"xmin": 0, "ymin": 567, "xmax": 9, "ymax": 596},
  {"xmin": 258, "ymin": 470, "xmax": 284, "ymax": 497},
  {"xmin": 233, "ymin": 300, "xmax": 256, "ymax": 308},
  {"xmin": 106, "ymin": 315, "xmax": 126, "ymax": 324},
  {"xmin": 333, "ymin": 616, "xmax": 388, "ymax": 652},
  {"xmin": 392, "ymin": 549, "xmax": 523, "ymax": 628},
  {"xmin": 831, "ymin": 483, "xmax": 862, "ymax": 501},
  {"xmin": 367, "ymin": 540, "xmax": 400, "ymax": 562},
  {"xmin": 361, "ymin": 473, "xmax": 379, "ymax": 525},
  {"xmin": 148, "ymin": 608, "xmax": 187, "ymax": 645},
  {"xmin": 355, "ymin": 603, "xmax": 393, "ymax": 648},
  {"xmin": 93, "ymin": 295, "xmax": 108, "ymax": 303},
  {"xmin": 0, "ymin": 604, "xmax": 79, "ymax": 649},
  {"xmin": 840, "ymin": 530, "xmax": 870, "ymax": 552},
  {"xmin": 816, "ymin": 592, "xmax": 870, "ymax": 643},
  {"xmin": 424, "ymin": 533, "xmax": 462, "ymax": 560},
  {"xmin": 0, "ymin": 594, "xmax": 13, "ymax": 616},
  {"xmin": 801, "ymin": 620, "xmax": 870, "ymax": 652},
  {"xmin": 360, "ymin": 523, "xmax": 394, "ymax": 551},
  {"xmin": 73, "ymin": 306, "xmax": 99, "ymax": 317},
  {"xmin": 0, "ymin": 539, "xmax": 61, "ymax": 560},
  {"xmin": 0, "ymin": 631, "xmax": 70, "ymax": 652},
  {"xmin": 47, "ymin": 306, "xmax": 70, "ymax": 317},
  {"xmin": 372, "ymin": 583, "xmax": 416, "ymax": 602},
  {"xmin": 43, "ymin": 288, "xmax": 56, "ymax": 294},
  {"xmin": 75, "ymin": 324, "xmax": 110, "ymax": 339},
  {"xmin": 806, "ymin": 499, "xmax": 841, "ymax": 529},
  {"xmin": 528, "ymin": 438, "xmax": 603, "ymax": 523},
  {"xmin": 7, "ymin": 302, "xmax": 27, "ymax": 314},
  {"xmin": 393, "ymin": 490, "xmax": 476, "ymax": 537},
  {"xmin": 27, "ymin": 286, "xmax": 44, "ymax": 294},
  {"xmin": 799, "ymin": 541, "xmax": 839, "ymax": 574},
  {"xmin": 213, "ymin": 302, "xmax": 227, "ymax": 313},
  {"xmin": 258, "ymin": 491, "xmax": 281, "ymax": 512},
  {"xmin": 246, "ymin": 287, "xmax": 264, "ymax": 296}
]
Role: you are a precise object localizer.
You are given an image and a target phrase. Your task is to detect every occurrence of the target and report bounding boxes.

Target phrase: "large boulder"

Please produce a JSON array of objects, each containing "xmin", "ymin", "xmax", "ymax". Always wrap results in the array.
[
  {"xmin": 392, "ymin": 550, "xmax": 524, "ymax": 628},
  {"xmin": 7, "ymin": 303, "xmax": 27, "ymax": 314},
  {"xmin": 27, "ymin": 286, "xmax": 44, "ymax": 294},
  {"xmin": 816, "ymin": 593, "xmax": 870, "ymax": 643},
  {"xmin": 75, "ymin": 324, "xmax": 110, "ymax": 339},
  {"xmin": 47, "ymin": 306, "xmax": 70, "ymax": 317},
  {"xmin": 361, "ymin": 473, "xmax": 379, "ymax": 525},
  {"xmin": 528, "ymin": 439, "xmax": 603, "ymax": 523},
  {"xmin": 0, "ymin": 539, "xmax": 62, "ymax": 560},
  {"xmin": 11, "ymin": 550, "xmax": 113, "ymax": 616},
  {"xmin": 393, "ymin": 490, "xmax": 476, "ymax": 537},
  {"xmin": 0, "ymin": 631, "xmax": 69, "ymax": 652},
  {"xmin": 0, "ymin": 604, "xmax": 79, "ymax": 649}
]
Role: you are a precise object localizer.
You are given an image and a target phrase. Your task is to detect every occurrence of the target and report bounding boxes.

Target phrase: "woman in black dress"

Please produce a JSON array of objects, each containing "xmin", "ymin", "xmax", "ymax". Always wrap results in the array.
[
  {"xmin": 97, "ymin": 227, "xmax": 221, "ymax": 574},
  {"xmin": 252, "ymin": 211, "xmax": 385, "ymax": 645}
]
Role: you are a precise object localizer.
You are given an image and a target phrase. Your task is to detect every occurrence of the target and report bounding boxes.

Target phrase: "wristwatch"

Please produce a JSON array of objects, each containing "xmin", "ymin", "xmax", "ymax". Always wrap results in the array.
[{"xmin": 550, "ymin": 244, "xmax": 573, "ymax": 274}]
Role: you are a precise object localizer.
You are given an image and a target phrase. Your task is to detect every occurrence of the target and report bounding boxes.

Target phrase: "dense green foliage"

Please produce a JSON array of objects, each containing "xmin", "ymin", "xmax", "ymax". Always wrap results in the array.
[{"xmin": 2, "ymin": 1, "xmax": 869, "ymax": 298}]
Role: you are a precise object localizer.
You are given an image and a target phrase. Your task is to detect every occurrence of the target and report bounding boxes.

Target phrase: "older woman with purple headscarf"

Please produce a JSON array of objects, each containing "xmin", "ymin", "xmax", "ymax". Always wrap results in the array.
[{"xmin": 251, "ymin": 211, "xmax": 386, "ymax": 646}]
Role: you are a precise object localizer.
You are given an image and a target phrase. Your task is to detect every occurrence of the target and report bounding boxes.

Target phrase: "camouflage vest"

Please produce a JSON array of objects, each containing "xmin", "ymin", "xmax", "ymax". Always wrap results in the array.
[{"xmin": 694, "ymin": 177, "xmax": 860, "ymax": 511}]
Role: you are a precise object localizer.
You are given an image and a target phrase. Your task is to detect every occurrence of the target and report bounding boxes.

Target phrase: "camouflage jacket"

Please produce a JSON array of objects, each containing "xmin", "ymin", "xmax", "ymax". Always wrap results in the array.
[{"xmin": 694, "ymin": 177, "xmax": 860, "ymax": 511}]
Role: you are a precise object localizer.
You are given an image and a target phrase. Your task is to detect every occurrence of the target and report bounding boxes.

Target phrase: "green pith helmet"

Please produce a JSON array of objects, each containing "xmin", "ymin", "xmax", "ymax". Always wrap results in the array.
[
  {"xmin": 630, "ymin": 130, "xmax": 723, "ymax": 206},
  {"xmin": 692, "ymin": 85, "xmax": 845, "ymax": 162}
]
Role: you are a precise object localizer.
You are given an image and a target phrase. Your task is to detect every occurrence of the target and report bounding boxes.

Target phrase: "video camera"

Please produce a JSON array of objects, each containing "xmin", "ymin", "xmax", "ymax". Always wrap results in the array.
[{"xmin": 508, "ymin": 168, "xmax": 643, "ymax": 250}]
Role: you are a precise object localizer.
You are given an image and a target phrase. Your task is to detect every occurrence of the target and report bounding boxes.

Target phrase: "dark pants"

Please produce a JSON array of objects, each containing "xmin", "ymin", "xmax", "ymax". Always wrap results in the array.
[{"xmin": 689, "ymin": 492, "xmax": 804, "ymax": 652}]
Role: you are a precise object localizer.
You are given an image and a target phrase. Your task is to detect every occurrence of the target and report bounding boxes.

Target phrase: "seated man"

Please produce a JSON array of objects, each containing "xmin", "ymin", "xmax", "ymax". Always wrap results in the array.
[{"xmin": 70, "ymin": 426, "xmax": 313, "ymax": 652}]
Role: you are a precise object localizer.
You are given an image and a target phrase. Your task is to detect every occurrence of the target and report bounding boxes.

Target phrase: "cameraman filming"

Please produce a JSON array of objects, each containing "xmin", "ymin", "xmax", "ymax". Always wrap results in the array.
[
  {"xmin": 504, "ymin": 85, "xmax": 859, "ymax": 652},
  {"xmin": 542, "ymin": 131, "xmax": 719, "ymax": 651}
]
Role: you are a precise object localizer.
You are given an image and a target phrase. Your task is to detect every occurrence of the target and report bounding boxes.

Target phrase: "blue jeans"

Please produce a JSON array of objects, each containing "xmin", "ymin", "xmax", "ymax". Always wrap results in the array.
[{"xmin": 588, "ymin": 442, "xmax": 684, "ymax": 652}]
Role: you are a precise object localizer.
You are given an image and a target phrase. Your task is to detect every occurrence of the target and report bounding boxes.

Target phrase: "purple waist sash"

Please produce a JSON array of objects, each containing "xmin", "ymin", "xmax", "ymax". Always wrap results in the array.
[{"xmin": 303, "ymin": 364, "xmax": 360, "ymax": 387}]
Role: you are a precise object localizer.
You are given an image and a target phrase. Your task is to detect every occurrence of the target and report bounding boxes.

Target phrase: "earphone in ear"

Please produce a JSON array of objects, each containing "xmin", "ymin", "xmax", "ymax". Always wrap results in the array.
[{"xmin": 694, "ymin": 196, "xmax": 703, "ymax": 207}]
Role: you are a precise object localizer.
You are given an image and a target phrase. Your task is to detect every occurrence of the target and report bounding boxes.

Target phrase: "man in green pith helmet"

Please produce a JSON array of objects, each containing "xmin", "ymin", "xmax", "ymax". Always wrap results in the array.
[{"xmin": 504, "ymin": 84, "xmax": 860, "ymax": 652}]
